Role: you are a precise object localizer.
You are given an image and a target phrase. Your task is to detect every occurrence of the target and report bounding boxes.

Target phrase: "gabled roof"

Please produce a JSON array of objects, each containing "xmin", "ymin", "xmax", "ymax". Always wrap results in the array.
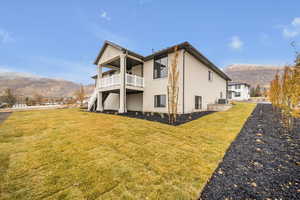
[
  {"xmin": 94, "ymin": 40, "xmax": 144, "ymax": 65},
  {"xmin": 144, "ymin": 42, "xmax": 231, "ymax": 81},
  {"xmin": 93, "ymin": 40, "xmax": 231, "ymax": 81}
]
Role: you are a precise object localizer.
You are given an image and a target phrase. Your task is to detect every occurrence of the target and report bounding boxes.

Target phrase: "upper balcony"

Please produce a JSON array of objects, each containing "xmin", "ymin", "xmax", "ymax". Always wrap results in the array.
[{"xmin": 99, "ymin": 73, "xmax": 144, "ymax": 92}]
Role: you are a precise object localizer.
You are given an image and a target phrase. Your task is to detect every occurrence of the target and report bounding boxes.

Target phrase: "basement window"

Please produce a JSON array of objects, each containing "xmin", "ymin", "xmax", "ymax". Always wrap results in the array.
[
  {"xmin": 154, "ymin": 95, "xmax": 166, "ymax": 107},
  {"xmin": 195, "ymin": 96, "xmax": 202, "ymax": 110},
  {"xmin": 235, "ymin": 92, "xmax": 241, "ymax": 97}
]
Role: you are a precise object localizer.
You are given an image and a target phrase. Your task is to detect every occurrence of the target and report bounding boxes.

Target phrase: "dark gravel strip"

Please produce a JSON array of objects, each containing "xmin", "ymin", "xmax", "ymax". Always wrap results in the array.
[
  {"xmin": 97, "ymin": 110, "xmax": 215, "ymax": 126},
  {"xmin": 0, "ymin": 112, "xmax": 11, "ymax": 125},
  {"xmin": 200, "ymin": 103, "xmax": 300, "ymax": 200}
]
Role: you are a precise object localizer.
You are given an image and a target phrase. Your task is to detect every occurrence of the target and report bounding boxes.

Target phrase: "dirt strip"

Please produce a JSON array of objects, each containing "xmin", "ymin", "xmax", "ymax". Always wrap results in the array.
[{"xmin": 200, "ymin": 103, "xmax": 300, "ymax": 199}]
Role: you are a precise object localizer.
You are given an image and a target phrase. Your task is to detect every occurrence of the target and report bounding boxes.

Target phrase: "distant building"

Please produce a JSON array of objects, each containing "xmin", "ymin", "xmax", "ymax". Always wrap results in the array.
[{"xmin": 228, "ymin": 82, "xmax": 250, "ymax": 101}]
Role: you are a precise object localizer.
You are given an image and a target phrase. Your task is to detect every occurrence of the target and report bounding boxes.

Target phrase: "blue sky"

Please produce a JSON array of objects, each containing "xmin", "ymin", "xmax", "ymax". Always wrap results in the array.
[{"xmin": 0, "ymin": 0, "xmax": 299, "ymax": 84}]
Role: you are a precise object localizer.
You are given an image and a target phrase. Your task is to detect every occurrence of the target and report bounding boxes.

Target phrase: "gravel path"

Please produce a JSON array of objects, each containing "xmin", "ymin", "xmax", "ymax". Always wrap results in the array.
[
  {"xmin": 0, "ymin": 112, "xmax": 11, "ymax": 124},
  {"xmin": 200, "ymin": 103, "xmax": 300, "ymax": 199}
]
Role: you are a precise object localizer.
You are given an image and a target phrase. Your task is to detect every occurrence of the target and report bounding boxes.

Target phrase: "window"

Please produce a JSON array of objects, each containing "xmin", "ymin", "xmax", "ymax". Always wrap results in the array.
[
  {"xmin": 195, "ymin": 96, "xmax": 202, "ymax": 109},
  {"xmin": 235, "ymin": 85, "xmax": 241, "ymax": 89},
  {"xmin": 235, "ymin": 92, "xmax": 241, "ymax": 97},
  {"xmin": 153, "ymin": 55, "xmax": 168, "ymax": 79},
  {"xmin": 208, "ymin": 71, "xmax": 213, "ymax": 81},
  {"xmin": 220, "ymin": 92, "xmax": 223, "ymax": 99},
  {"xmin": 154, "ymin": 95, "xmax": 166, "ymax": 107}
]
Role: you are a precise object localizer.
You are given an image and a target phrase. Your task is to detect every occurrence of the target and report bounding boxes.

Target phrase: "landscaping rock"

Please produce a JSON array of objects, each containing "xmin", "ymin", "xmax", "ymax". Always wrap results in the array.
[
  {"xmin": 99, "ymin": 110, "xmax": 215, "ymax": 125},
  {"xmin": 200, "ymin": 104, "xmax": 300, "ymax": 199}
]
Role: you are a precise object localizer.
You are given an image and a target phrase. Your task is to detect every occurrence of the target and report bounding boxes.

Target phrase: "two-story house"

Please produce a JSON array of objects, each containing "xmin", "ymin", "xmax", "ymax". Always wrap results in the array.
[
  {"xmin": 88, "ymin": 41, "xmax": 231, "ymax": 114},
  {"xmin": 228, "ymin": 82, "xmax": 250, "ymax": 101}
]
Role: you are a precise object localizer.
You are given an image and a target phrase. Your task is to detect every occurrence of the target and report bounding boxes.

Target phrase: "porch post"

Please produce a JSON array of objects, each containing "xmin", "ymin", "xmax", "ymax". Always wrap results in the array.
[
  {"xmin": 119, "ymin": 54, "xmax": 127, "ymax": 113},
  {"xmin": 97, "ymin": 65, "xmax": 104, "ymax": 111}
]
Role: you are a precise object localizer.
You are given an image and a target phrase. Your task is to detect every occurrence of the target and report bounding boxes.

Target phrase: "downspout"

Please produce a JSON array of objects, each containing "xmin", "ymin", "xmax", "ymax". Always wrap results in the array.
[{"xmin": 182, "ymin": 50, "xmax": 185, "ymax": 114}]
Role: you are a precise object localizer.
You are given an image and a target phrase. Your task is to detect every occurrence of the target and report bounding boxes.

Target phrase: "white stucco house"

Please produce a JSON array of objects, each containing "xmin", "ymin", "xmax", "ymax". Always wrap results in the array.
[
  {"xmin": 88, "ymin": 41, "xmax": 231, "ymax": 114},
  {"xmin": 228, "ymin": 82, "xmax": 250, "ymax": 101}
]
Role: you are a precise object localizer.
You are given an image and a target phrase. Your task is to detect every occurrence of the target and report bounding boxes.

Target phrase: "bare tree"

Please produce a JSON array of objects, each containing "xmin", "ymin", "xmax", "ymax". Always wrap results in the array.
[
  {"xmin": 3, "ymin": 88, "xmax": 16, "ymax": 107},
  {"xmin": 74, "ymin": 84, "xmax": 85, "ymax": 106},
  {"xmin": 167, "ymin": 46, "xmax": 180, "ymax": 124},
  {"xmin": 33, "ymin": 93, "xmax": 44, "ymax": 105},
  {"xmin": 269, "ymin": 64, "xmax": 300, "ymax": 130}
]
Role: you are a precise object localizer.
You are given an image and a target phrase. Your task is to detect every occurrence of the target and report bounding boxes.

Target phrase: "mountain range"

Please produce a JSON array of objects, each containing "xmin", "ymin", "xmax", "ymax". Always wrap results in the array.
[
  {"xmin": 0, "ymin": 64, "xmax": 283, "ymax": 97},
  {"xmin": 0, "ymin": 72, "xmax": 94, "ymax": 97},
  {"xmin": 224, "ymin": 64, "xmax": 284, "ymax": 88}
]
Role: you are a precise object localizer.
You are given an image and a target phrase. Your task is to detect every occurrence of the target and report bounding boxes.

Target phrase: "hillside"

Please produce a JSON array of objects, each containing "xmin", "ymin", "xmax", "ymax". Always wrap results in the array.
[
  {"xmin": 0, "ymin": 64, "xmax": 285, "ymax": 97},
  {"xmin": 0, "ymin": 72, "xmax": 94, "ymax": 97},
  {"xmin": 224, "ymin": 64, "xmax": 284, "ymax": 88}
]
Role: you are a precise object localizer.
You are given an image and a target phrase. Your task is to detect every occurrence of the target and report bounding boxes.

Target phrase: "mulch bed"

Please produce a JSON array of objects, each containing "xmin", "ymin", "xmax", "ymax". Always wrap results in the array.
[
  {"xmin": 97, "ymin": 110, "xmax": 215, "ymax": 126},
  {"xmin": 0, "ymin": 112, "xmax": 11, "ymax": 124},
  {"xmin": 200, "ymin": 103, "xmax": 300, "ymax": 199}
]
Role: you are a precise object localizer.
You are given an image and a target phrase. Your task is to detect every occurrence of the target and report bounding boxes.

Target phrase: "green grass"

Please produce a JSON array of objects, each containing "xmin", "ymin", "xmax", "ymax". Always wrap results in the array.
[{"xmin": 0, "ymin": 103, "xmax": 255, "ymax": 200}]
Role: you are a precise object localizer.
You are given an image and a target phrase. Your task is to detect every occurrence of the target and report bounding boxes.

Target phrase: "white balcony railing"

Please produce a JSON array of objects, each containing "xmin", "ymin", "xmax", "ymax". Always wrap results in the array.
[
  {"xmin": 100, "ymin": 74, "xmax": 121, "ymax": 88},
  {"xmin": 126, "ymin": 73, "xmax": 144, "ymax": 88},
  {"xmin": 99, "ymin": 73, "xmax": 144, "ymax": 89}
]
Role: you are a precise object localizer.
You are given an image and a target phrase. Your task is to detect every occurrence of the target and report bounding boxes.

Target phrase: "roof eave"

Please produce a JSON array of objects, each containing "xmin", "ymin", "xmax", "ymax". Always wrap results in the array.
[
  {"xmin": 183, "ymin": 43, "xmax": 231, "ymax": 81},
  {"xmin": 93, "ymin": 40, "xmax": 231, "ymax": 81}
]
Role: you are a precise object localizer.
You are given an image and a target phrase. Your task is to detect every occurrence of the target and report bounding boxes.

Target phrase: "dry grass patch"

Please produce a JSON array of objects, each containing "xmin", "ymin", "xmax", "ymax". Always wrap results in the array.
[{"xmin": 0, "ymin": 103, "xmax": 255, "ymax": 200}]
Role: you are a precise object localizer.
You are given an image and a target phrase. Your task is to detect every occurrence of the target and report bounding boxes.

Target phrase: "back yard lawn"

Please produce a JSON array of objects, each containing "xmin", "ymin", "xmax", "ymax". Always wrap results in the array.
[{"xmin": 0, "ymin": 103, "xmax": 255, "ymax": 200}]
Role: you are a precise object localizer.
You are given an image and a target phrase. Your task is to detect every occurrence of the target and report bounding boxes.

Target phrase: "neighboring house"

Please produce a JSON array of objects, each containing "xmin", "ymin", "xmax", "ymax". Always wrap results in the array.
[
  {"xmin": 228, "ymin": 82, "xmax": 250, "ymax": 101},
  {"xmin": 88, "ymin": 41, "xmax": 231, "ymax": 114}
]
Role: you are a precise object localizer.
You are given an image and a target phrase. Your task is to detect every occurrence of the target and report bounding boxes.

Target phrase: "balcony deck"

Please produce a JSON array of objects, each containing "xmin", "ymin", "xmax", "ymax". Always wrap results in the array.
[{"xmin": 98, "ymin": 73, "xmax": 144, "ymax": 92}]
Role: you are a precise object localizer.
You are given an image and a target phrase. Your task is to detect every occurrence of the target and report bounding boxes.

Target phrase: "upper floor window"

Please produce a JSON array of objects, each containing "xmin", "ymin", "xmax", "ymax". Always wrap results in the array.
[
  {"xmin": 154, "ymin": 55, "xmax": 168, "ymax": 79},
  {"xmin": 208, "ymin": 71, "xmax": 213, "ymax": 81},
  {"xmin": 235, "ymin": 85, "xmax": 241, "ymax": 89},
  {"xmin": 154, "ymin": 95, "xmax": 166, "ymax": 107}
]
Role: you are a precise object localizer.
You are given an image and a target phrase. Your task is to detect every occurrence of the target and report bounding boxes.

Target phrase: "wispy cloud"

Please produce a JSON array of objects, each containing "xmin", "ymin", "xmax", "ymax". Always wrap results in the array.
[
  {"xmin": 292, "ymin": 17, "xmax": 300, "ymax": 26},
  {"xmin": 282, "ymin": 17, "xmax": 300, "ymax": 38},
  {"xmin": 75, "ymin": 6, "xmax": 136, "ymax": 57},
  {"xmin": 100, "ymin": 11, "xmax": 111, "ymax": 21},
  {"xmin": 0, "ymin": 29, "xmax": 15, "ymax": 44},
  {"xmin": 88, "ymin": 22, "xmax": 135, "ymax": 50},
  {"xmin": 229, "ymin": 36, "xmax": 243, "ymax": 50},
  {"xmin": 283, "ymin": 28, "xmax": 299, "ymax": 38}
]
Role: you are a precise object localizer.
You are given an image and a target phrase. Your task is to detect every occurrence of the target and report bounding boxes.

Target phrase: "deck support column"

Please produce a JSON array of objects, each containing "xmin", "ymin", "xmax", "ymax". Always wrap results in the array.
[
  {"xmin": 97, "ymin": 65, "xmax": 104, "ymax": 111},
  {"xmin": 119, "ymin": 54, "xmax": 127, "ymax": 113}
]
